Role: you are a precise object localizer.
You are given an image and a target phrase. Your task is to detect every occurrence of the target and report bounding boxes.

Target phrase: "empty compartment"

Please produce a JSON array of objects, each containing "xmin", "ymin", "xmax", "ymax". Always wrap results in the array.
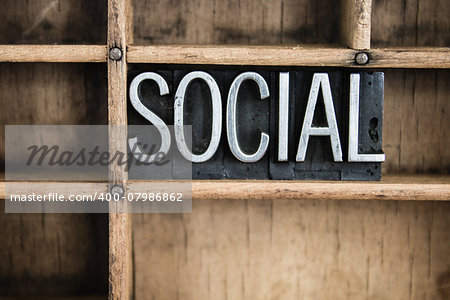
[
  {"xmin": 371, "ymin": 0, "xmax": 450, "ymax": 47},
  {"xmin": 0, "ymin": 63, "xmax": 107, "ymax": 168},
  {"xmin": 132, "ymin": 199, "xmax": 450, "ymax": 300},
  {"xmin": 0, "ymin": 63, "xmax": 108, "ymax": 297},
  {"xmin": 383, "ymin": 69, "xmax": 450, "ymax": 174},
  {"xmin": 133, "ymin": 0, "xmax": 342, "ymax": 45},
  {"xmin": 0, "ymin": 208, "xmax": 108, "ymax": 298},
  {"xmin": 0, "ymin": 0, "xmax": 107, "ymax": 44}
]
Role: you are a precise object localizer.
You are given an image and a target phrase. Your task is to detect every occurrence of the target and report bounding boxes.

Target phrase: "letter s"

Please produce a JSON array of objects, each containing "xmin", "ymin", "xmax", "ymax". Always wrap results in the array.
[{"xmin": 129, "ymin": 72, "xmax": 171, "ymax": 163}]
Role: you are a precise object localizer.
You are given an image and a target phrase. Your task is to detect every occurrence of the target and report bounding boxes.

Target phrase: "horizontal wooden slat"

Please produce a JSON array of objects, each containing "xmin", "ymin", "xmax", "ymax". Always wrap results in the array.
[
  {"xmin": 128, "ymin": 45, "xmax": 450, "ymax": 68},
  {"xmin": 1, "ymin": 175, "xmax": 449, "ymax": 201},
  {"xmin": 0, "ymin": 45, "xmax": 108, "ymax": 63},
  {"xmin": 0, "ymin": 45, "xmax": 448, "ymax": 68},
  {"xmin": 128, "ymin": 45, "xmax": 355, "ymax": 66},
  {"xmin": 188, "ymin": 177, "xmax": 450, "ymax": 201},
  {"xmin": 140, "ymin": 175, "xmax": 450, "ymax": 201},
  {"xmin": 0, "ymin": 182, "xmax": 108, "ymax": 199},
  {"xmin": 368, "ymin": 48, "xmax": 450, "ymax": 68}
]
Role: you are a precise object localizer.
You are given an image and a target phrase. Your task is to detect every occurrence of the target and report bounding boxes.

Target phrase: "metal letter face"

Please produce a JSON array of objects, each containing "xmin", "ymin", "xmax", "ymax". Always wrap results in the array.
[
  {"xmin": 278, "ymin": 72, "xmax": 289, "ymax": 161},
  {"xmin": 348, "ymin": 73, "xmax": 385, "ymax": 162},
  {"xmin": 128, "ymin": 67, "xmax": 385, "ymax": 181},
  {"xmin": 174, "ymin": 71, "xmax": 222, "ymax": 163},
  {"xmin": 129, "ymin": 72, "xmax": 171, "ymax": 163},
  {"xmin": 296, "ymin": 73, "xmax": 343, "ymax": 162},
  {"xmin": 227, "ymin": 72, "xmax": 270, "ymax": 163}
]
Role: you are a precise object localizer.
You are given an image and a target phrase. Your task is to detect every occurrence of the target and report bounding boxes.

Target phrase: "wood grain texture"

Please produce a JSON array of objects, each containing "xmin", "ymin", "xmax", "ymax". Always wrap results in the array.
[
  {"xmin": 108, "ymin": 0, "xmax": 129, "ymax": 181},
  {"xmin": 0, "ymin": 0, "xmax": 106, "ymax": 44},
  {"xmin": 1, "ymin": 175, "xmax": 449, "ymax": 201},
  {"xmin": 128, "ymin": 45, "xmax": 355, "ymax": 65},
  {"xmin": 0, "ymin": 200, "xmax": 108, "ymax": 296},
  {"xmin": 0, "ymin": 45, "xmax": 107, "ymax": 63},
  {"xmin": 133, "ymin": 176, "xmax": 450, "ymax": 201},
  {"xmin": 0, "ymin": 63, "xmax": 107, "ymax": 169},
  {"xmin": 368, "ymin": 48, "xmax": 450, "ymax": 68},
  {"xmin": 132, "ymin": 199, "xmax": 450, "ymax": 300},
  {"xmin": 127, "ymin": 45, "xmax": 450, "ymax": 68},
  {"xmin": 107, "ymin": 0, "xmax": 132, "ymax": 299},
  {"xmin": 370, "ymin": 0, "xmax": 450, "ymax": 173},
  {"xmin": 383, "ymin": 70, "xmax": 450, "ymax": 174},
  {"xmin": 133, "ymin": 0, "xmax": 340, "ymax": 45},
  {"xmin": 342, "ymin": 0, "xmax": 372, "ymax": 49},
  {"xmin": 0, "ymin": 45, "xmax": 447, "ymax": 67},
  {"xmin": 0, "ymin": 2, "xmax": 448, "ymax": 300},
  {"xmin": 372, "ymin": 0, "xmax": 450, "ymax": 47}
]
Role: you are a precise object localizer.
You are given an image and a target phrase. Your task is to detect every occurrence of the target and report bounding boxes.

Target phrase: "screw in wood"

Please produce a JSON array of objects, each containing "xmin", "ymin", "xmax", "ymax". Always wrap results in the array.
[
  {"xmin": 109, "ymin": 47, "xmax": 123, "ymax": 61},
  {"xmin": 110, "ymin": 184, "xmax": 124, "ymax": 196},
  {"xmin": 355, "ymin": 52, "xmax": 369, "ymax": 65}
]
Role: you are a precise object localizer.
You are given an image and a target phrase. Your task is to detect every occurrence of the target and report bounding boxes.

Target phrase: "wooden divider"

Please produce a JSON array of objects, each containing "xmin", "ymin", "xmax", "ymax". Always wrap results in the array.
[
  {"xmin": 342, "ymin": 0, "xmax": 373, "ymax": 49},
  {"xmin": 107, "ymin": 0, "xmax": 132, "ymax": 299}
]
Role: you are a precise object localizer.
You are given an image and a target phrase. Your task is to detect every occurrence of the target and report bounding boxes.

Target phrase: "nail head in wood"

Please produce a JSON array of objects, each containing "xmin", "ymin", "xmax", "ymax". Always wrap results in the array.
[
  {"xmin": 355, "ymin": 52, "xmax": 369, "ymax": 65},
  {"xmin": 110, "ymin": 184, "xmax": 124, "ymax": 196},
  {"xmin": 109, "ymin": 47, "xmax": 123, "ymax": 61}
]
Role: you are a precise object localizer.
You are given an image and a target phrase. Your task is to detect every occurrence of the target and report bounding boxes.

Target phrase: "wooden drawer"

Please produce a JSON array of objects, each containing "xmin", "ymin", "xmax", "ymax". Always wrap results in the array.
[{"xmin": 0, "ymin": 0, "xmax": 449, "ymax": 299}]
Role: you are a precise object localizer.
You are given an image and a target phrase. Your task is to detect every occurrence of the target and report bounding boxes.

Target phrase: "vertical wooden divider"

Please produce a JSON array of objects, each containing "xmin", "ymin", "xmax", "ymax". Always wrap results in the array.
[
  {"xmin": 108, "ymin": 0, "xmax": 133, "ymax": 299},
  {"xmin": 342, "ymin": 0, "xmax": 373, "ymax": 50}
]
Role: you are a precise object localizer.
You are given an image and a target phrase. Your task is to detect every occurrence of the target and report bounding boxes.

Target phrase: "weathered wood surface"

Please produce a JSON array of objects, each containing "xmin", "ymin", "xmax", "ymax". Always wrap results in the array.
[
  {"xmin": 0, "ymin": 0, "xmax": 106, "ymax": 44},
  {"xmin": 134, "ymin": 0, "xmax": 449, "ymax": 48},
  {"xmin": 2, "ymin": 175, "xmax": 450, "ymax": 201},
  {"xmin": 342, "ymin": 0, "xmax": 372, "ymax": 49},
  {"xmin": 0, "ymin": 45, "xmax": 107, "ymax": 63},
  {"xmin": 0, "ymin": 46, "xmax": 448, "ymax": 68},
  {"xmin": 0, "ymin": 200, "xmax": 108, "ymax": 296},
  {"xmin": 133, "ymin": 0, "xmax": 340, "ymax": 45},
  {"xmin": 127, "ymin": 45, "xmax": 355, "ymax": 65},
  {"xmin": 107, "ymin": 0, "xmax": 132, "ymax": 299},
  {"xmin": 368, "ymin": 48, "xmax": 450, "ymax": 68},
  {"xmin": 0, "ymin": 63, "xmax": 107, "ymax": 297},
  {"xmin": 128, "ymin": 1, "xmax": 450, "ymax": 299},
  {"xmin": 0, "ymin": 2, "xmax": 109, "ymax": 297},
  {"xmin": 383, "ymin": 70, "xmax": 450, "ymax": 174},
  {"xmin": 2, "ymin": 0, "xmax": 447, "ymax": 47},
  {"xmin": 108, "ymin": 1, "xmax": 129, "ymax": 183},
  {"xmin": 127, "ymin": 46, "xmax": 450, "ymax": 68},
  {"xmin": 372, "ymin": 0, "xmax": 450, "ymax": 47},
  {"xmin": 0, "ymin": 0, "xmax": 449, "ymax": 299},
  {"xmin": 0, "ymin": 182, "xmax": 107, "ymax": 201},
  {"xmin": 132, "ymin": 176, "xmax": 450, "ymax": 201},
  {"xmin": 132, "ymin": 199, "xmax": 450, "ymax": 300},
  {"xmin": 372, "ymin": 0, "xmax": 450, "ymax": 174},
  {"xmin": 0, "ymin": 63, "xmax": 107, "ymax": 171}
]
